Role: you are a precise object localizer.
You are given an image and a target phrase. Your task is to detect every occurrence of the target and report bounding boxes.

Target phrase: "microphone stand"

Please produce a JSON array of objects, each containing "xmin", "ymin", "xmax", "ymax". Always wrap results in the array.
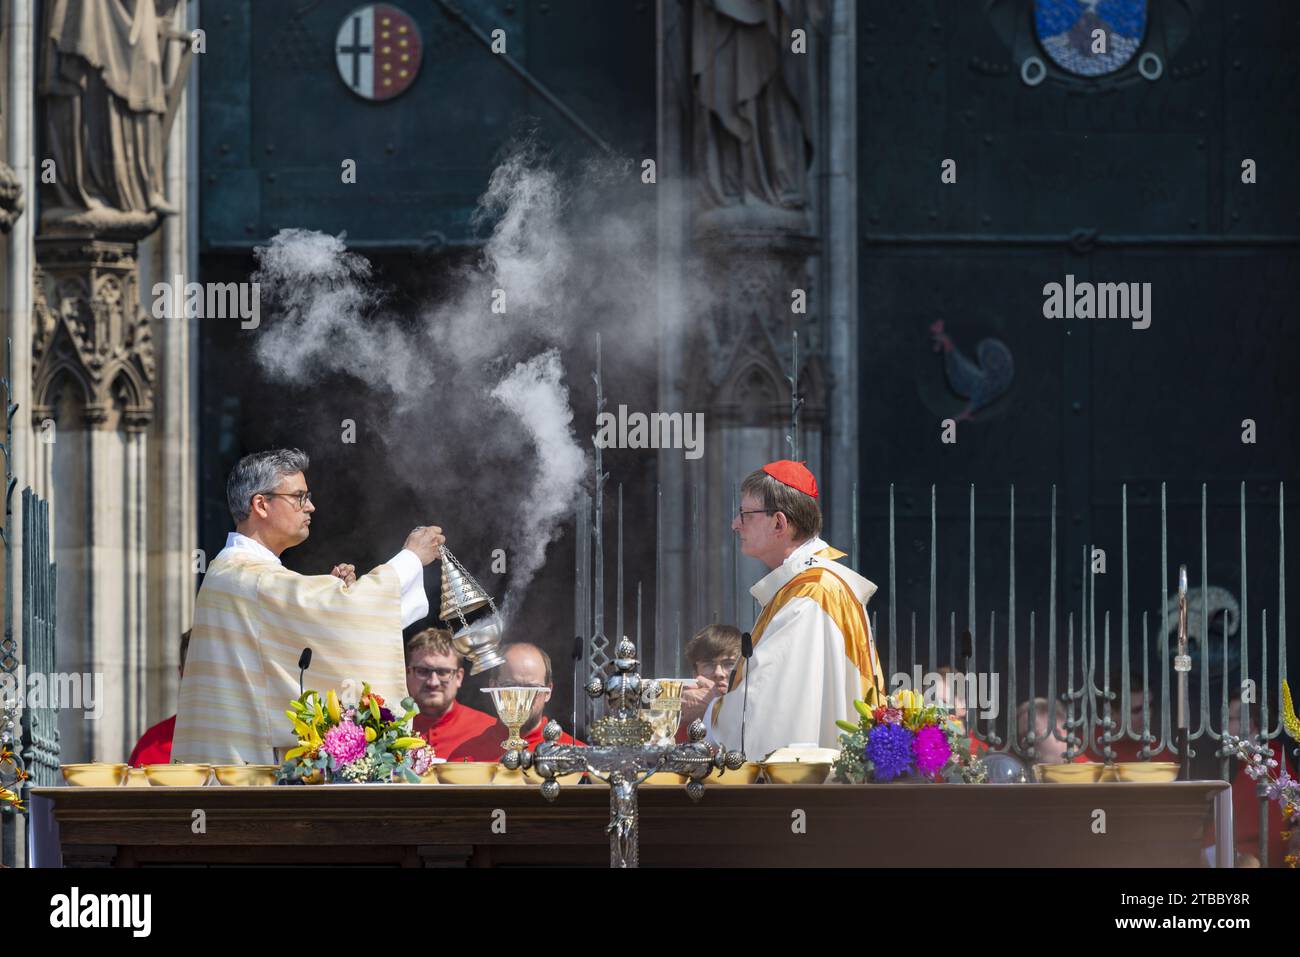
[
  {"xmin": 1175, "ymin": 566, "xmax": 1192, "ymax": 781},
  {"xmin": 739, "ymin": 632, "xmax": 753, "ymax": 758},
  {"xmin": 297, "ymin": 647, "xmax": 312, "ymax": 698}
]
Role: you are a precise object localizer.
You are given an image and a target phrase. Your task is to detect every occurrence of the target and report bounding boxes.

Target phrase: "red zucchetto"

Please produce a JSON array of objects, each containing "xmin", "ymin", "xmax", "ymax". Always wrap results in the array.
[{"xmin": 761, "ymin": 460, "xmax": 818, "ymax": 498}]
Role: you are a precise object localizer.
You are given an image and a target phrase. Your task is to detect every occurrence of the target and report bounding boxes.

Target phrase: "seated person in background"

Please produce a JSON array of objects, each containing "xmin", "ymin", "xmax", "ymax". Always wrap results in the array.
[
  {"xmin": 933, "ymin": 665, "xmax": 968, "ymax": 721},
  {"xmin": 678, "ymin": 625, "xmax": 741, "ymax": 741},
  {"xmin": 934, "ymin": 664, "xmax": 986, "ymax": 755},
  {"xmin": 407, "ymin": 627, "xmax": 496, "ymax": 756},
  {"xmin": 129, "ymin": 630, "xmax": 191, "ymax": 766},
  {"xmin": 1093, "ymin": 674, "xmax": 1152, "ymax": 763},
  {"xmin": 450, "ymin": 642, "xmax": 583, "ymax": 761},
  {"xmin": 1016, "ymin": 697, "xmax": 1091, "ymax": 765}
]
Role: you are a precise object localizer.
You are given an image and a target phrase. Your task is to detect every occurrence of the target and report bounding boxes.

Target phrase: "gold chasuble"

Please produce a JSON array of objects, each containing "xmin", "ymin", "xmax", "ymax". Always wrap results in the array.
[
  {"xmin": 706, "ymin": 536, "xmax": 884, "ymax": 761},
  {"xmin": 173, "ymin": 537, "xmax": 416, "ymax": 765}
]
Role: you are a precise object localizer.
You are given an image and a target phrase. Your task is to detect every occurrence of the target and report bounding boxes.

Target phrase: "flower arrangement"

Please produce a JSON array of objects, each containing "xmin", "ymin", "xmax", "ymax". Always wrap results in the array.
[
  {"xmin": 277, "ymin": 683, "xmax": 435, "ymax": 784},
  {"xmin": 832, "ymin": 685, "xmax": 984, "ymax": 784},
  {"xmin": 1219, "ymin": 678, "xmax": 1300, "ymax": 868},
  {"xmin": 0, "ymin": 701, "xmax": 27, "ymax": 812}
]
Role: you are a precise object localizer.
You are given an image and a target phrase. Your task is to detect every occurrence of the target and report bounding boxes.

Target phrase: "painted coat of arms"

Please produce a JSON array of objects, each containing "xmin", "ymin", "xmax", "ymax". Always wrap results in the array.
[
  {"xmin": 1034, "ymin": 0, "xmax": 1147, "ymax": 76},
  {"xmin": 335, "ymin": 4, "xmax": 424, "ymax": 101}
]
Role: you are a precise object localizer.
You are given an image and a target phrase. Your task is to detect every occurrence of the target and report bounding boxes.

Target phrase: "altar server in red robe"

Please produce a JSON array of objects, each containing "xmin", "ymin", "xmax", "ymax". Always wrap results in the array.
[
  {"xmin": 128, "ymin": 630, "xmax": 191, "ymax": 766},
  {"xmin": 406, "ymin": 627, "xmax": 496, "ymax": 756},
  {"xmin": 449, "ymin": 642, "xmax": 582, "ymax": 761}
]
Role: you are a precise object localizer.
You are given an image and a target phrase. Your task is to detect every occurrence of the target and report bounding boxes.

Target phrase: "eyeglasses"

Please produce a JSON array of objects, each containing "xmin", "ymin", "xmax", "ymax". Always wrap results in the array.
[
  {"xmin": 260, "ymin": 490, "xmax": 313, "ymax": 509},
  {"xmin": 735, "ymin": 508, "xmax": 775, "ymax": 523},
  {"xmin": 407, "ymin": 665, "xmax": 460, "ymax": 682},
  {"xmin": 697, "ymin": 658, "xmax": 739, "ymax": 673}
]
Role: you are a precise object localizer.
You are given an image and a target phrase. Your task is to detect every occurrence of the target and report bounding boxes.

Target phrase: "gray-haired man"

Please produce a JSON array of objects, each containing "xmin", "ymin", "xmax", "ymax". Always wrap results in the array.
[{"xmin": 173, "ymin": 448, "xmax": 445, "ymax": 764}]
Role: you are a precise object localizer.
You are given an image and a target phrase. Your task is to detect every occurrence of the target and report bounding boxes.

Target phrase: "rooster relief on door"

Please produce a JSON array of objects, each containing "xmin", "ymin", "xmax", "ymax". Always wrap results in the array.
[{"xmin": 927, "ymin": 321, "xmax": 1015, "ymax": 423}]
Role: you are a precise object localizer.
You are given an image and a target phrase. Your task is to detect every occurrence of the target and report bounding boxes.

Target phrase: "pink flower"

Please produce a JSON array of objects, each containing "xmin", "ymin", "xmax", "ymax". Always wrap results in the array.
[
  {"xmin": 913, "ymin": 724, "xmax": 952, "ymax": 776},
  {"xmin": 410, "ymin": 745, "xmax": 435, "ymax": 776},
  {"xmin": 322, "ymin": 721, "xmax": 367, "ymax": 766},
  {"xmin": 880, "ymin": 707, "xmax": 903, "ymax": 726}
]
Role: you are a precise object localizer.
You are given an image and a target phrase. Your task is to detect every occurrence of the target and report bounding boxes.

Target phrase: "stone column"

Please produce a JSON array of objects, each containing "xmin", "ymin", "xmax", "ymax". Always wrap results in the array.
[
  {"xmin": 654, "ymin": 0, "xmax": 691, "ymax": 673},
  {"xmin": 31, "ymin": 238, "xmax": 155, "ymax": 763},
  {"xmin": 823, "ymin": 0, "xmax": 859, "ymax": 556},
  {"xmin": 32, "ymin": 0, "xmax": 191, "ymax": 761},
  {"xmin": 1, "ymin": 0, "xmax": 37, "ymax": 655},
  {"xmin": 141, "ymin": 0, "xmax": 198, "ymax": 739},
  {"xmin": 0, "ymin": 0, "xmax": 37, "ymax": 866}
]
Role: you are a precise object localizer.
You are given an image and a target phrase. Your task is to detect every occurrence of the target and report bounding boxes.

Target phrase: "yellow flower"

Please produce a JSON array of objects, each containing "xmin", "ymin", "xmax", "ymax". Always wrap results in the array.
[{"xmin": 1282, "ymin": 679, "xmax": 1300, "ymax": 743}]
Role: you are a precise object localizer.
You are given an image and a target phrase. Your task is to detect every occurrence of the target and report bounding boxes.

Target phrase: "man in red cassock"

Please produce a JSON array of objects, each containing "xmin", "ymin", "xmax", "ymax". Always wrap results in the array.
[
  {"xmin": 449, "ymin": 642, "xmax": 583, "ymax": 761},
  {"xmin": 128, "ymin": 630, "xmax": 190, "ymax": 766},
  {"xmin": 406, "ymin": 627, "xmax": 496, "ymax": 756}
]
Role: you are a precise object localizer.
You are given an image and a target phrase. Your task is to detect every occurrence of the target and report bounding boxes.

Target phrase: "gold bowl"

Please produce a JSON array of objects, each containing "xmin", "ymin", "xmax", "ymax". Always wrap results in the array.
[
  {"xmin": 1037, "ymin": 762, "xmax": 1104, "ymax": 783},
  {"xmin": 643, "ymin": 771, "xmax": 690, "ymax": 786},
  {"xmin": 213, "ymin": 765, "xmax": 278, "ymax": 787},
  {"xmin": 1099, "ymin": 765, "xmax": 1119, "ymax": 782},
  {"xmin": 144, "ymin": 763, "xmax": 212, "ymax": 786},
  {"xmin": 1115, "ymin": 761, "xmax": 1179, "ymax": 783},
  {"xmin": 435, "ymin": 762, "xmax": 498, "ymax": 785},
  {"xmin": 493, "ymin": 766, "xmax": 532, "ymax": 787},
  {"xmin": 60, "ymin": 763, "xmax": 128, "ymax": 787},
  {"xmin": 124, "ymin": 767, "xmax": 151, "ymax": 788},
  {"xmin": 711, "ymin": 761, "xmax": 762, "ymax": 785},
  {"xmin": 761, "ymin": 761, "xmax": 831, "ymax": 784}
]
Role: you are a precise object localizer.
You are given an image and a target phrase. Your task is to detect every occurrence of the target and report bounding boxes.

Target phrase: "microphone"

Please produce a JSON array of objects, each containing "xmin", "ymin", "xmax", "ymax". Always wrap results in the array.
[
  {"xmin": 297, "ymin": 647, "xmax": 312, "ymax": 697},
  {"xmin": 571, "ymin": 636, "xmax": 584, "ymax": 742},
  {"xmin": 739, "ymin": 632, "xmax": 753, "ymax": 758}
]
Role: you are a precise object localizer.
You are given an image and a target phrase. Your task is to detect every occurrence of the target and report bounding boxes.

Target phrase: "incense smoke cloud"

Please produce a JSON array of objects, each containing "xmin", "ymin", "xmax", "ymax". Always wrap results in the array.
[
  {"xmin": 489, "ymin": 350, "xmax": 587, "ymax": 618},
  {"xmin": 247, "ymin": 144, "xmax": 693, "ymax": 616}
]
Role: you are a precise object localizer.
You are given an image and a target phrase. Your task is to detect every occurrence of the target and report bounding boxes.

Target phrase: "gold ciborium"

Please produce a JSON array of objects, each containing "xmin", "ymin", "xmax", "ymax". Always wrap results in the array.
[
  {"xmin": 643, "ymin": 678, "xmax": 696, "ymax": 747},
  {"xmin": 484, "ymin": 686, "xmax": 547, "ymax": 785}
]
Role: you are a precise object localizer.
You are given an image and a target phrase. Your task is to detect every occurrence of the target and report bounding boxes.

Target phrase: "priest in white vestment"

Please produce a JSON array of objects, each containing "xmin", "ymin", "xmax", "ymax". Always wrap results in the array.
[
  {"xmin": 172, "ymin": 448, "xmax": 444, "ymax": 765},
  {"xmin": 706, "ymin": 460, "xmax": 884, "ymax": 761}
]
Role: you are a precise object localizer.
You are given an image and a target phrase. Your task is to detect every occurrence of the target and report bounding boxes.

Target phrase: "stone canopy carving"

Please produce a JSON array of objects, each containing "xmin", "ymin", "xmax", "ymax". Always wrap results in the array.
[{"xmin": 31, "ymin": 239, "xmax": 155, "ymax": 431}]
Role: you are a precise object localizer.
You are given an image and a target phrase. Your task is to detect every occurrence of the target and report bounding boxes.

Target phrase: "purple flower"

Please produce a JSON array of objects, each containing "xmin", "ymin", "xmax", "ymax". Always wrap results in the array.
[
  {"xmin": 913, "ymin": 724, "xmax": 952, "ymax": 776},
  {"xmin": 866, "ymin": 723, "xmax": 915, "ymax": 781},
  {"xmin": 379, "ymin": 707, "xmax": 394, "ymax": 723},
  {"xmin": 322, "ymin": 721, "xmax": 367, "ymax": 766},
  {"xmin": 1266, "ymin": 772, "xmax": 1292, "ymax": 802}
]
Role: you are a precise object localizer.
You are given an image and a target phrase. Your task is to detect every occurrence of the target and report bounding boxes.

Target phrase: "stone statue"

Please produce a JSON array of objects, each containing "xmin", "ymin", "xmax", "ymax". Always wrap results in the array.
[
  {"xmin": 0, "ymin": 159, "xmax": 22, "ymax": 233},
  {"xmin": 0, "ymin": 64, "xmax": 23, "ymax": 233},
  {"xmin": 691, "ymin": 0, "xmax": 823, "ymax": 232},
  {"xmin": 39, "ymin": 0, "xmax": 182, "ymax": 238}
]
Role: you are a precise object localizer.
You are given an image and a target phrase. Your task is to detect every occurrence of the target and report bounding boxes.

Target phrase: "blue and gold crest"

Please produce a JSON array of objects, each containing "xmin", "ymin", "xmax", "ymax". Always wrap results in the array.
[{"xmin": 1034, "ymin": 0, "xmax": 1147, "ymax": 76}]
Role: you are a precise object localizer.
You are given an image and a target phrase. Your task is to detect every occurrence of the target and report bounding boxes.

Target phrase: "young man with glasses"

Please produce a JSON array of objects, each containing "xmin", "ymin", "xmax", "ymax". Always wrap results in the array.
[
  {"xmin": 678, "ymin": 624, "xmax": 742, "ymax": 740},
  {"xmin": 173, "ymin": 448, "xmax": 444, "ymax": 765},
  {"xmin": 706, "ymin": 460, "xmax": 885, "ymax": 761},
  {"xmin": 406, "ymin": 627, "xmax": 496, "ymax": 757}
]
